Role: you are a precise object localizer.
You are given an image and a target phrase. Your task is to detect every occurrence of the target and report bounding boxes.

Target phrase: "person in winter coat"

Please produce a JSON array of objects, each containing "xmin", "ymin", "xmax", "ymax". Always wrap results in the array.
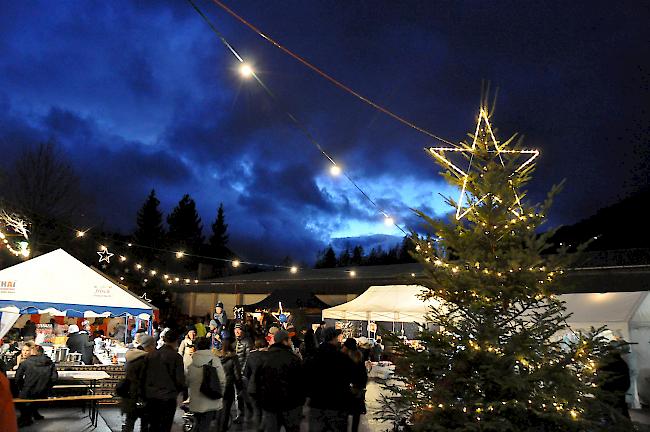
[
  {"xmin": 15, "ymin": 345, "xmax": 58, "ymax": 427},
  {"xmin": 314, "ymin": 321, "xmax": 326, "ymax": 345},
  {"xmin": 214, "ymin": 302, "xmax": 228, "ymax": 328},
  {"xmin": 178, "ymin": 329, "xmax": 197, "ymax": 369},
  {"xmin": 20, "ymin": 320, "xmax": 36, "ymax": 341},
  {"xmin": 121, "ymin": 335, "xmax": 156, "ymax": 432},
  {"xmin": 342, "ymin": 339, "xmax": 368, "ymax": 432},
  {"xmin": 234, "ymin": 323, "xmax": 253, "ymax": 419},
  {"xmin": 219, "ymin": 336, "xmax": 242, "ymax": 431},
  {"xmin": 143, "ymin": 330, "xmax": 186, "ymax": 432},
  {"xmin": 186, "ymin": 337, "xmax": 227, "ymax": 431},
  {"xmin": 207, "ymin": 320, "xmax": 223, "ymax": 351},
  {"xmin": 299, "ymin": 329, "xmax": 318, "ymax": 361},
  {"xmin": 304, "ymin": 327, "xmax": 355, "ymax": 432},
  {"xmin": 195, "ymin": 318, "xmax": 207, "ymax": 338},
  {"xmin": 256, "ymin": 330, "xmax": 305, "ymax": 432},
  {"xmin": 66, "ymin": 324, "xmax": 94, "ymax": 365},
  {"xmin": 243, "ymin": 337, "xmax": 268, "ymax": 429}
]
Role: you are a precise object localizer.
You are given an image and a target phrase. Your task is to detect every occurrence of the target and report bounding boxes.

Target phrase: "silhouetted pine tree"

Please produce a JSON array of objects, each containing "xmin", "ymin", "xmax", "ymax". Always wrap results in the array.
[{"xmin": 167, "ymin": 194, "xmax": 204, "ymax": 270}]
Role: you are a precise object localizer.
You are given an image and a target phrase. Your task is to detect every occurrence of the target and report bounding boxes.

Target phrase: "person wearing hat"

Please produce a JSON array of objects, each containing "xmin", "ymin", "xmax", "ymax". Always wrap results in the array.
[
  {"xmin": 121, "ymin": 334, "xmax": 155, "ymax": 432},
  {"xmin": 304, "ymin": 327, "xmax": 355, "ymax": 432},
  {"xmin": 256, "ymin": 330, "xmax": 304, "ymax": 432},
  {"xmin": 233, "ymin": 323, "xmax": 253, "ymax": 420},
  {"xmin": 142, "ymin": 330, "xmax": 186, "ymax": 432},
  {"xmin": 66, "ymin": 324, "xmax": 94, "ymax": 365},
  {"xmin": 207, "ymin": 320, "xmax": 223, "ymax": 351},
  {"xmin": 213, "ymin": 302, "xmax": 228, "ymax": 328}
]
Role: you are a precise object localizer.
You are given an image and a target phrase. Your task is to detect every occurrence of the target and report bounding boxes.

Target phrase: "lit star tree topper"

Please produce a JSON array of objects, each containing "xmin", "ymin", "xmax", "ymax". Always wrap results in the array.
[
  {"xmin": 426, "ymin": 107, "xmax": 539, "ymax": 221},
  {"xmin": 97, "ymin": 247, "xmax": 114, "ymax": 264}
]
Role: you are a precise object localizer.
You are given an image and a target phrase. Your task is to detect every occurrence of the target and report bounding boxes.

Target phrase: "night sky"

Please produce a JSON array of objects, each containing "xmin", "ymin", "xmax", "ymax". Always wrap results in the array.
[{"xmin": 1, "ymin": 1, "xmax": 648, "ymax": 264}]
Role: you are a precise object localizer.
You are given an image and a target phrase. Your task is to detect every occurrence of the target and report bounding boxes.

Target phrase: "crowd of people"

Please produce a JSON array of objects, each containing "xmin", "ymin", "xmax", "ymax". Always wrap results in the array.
[{"xmin": 119, "ymin": 303, "xmax": 377, "ymax": 432}]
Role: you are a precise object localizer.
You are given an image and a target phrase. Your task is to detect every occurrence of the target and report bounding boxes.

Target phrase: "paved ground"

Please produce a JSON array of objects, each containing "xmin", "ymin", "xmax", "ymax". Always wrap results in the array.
[
  {"xmin": 19, "ymin": 406, "xmax": 650, "ymax": 432},
  {"xmin": 16, "ymin": 380, "xmax": 650, "ymax": 432}
]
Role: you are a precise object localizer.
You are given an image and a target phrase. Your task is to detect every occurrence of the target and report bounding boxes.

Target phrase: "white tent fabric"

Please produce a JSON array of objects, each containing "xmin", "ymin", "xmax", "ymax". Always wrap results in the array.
[
  {"xmin": 0, "ymin": 311, "xmax": 20, "ymax": 339},
  {"xmin": 0, "ymin": 249, "xmax": 153, "ymax": 322},
  {"xmin": 322, "ymin": 285, "xmax": 436, "ymax": 322}
]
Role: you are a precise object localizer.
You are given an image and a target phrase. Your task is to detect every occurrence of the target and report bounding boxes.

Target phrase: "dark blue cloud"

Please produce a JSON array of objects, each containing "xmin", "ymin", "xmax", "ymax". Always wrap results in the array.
[{"xmin": 0, "ymin": 0, "xmax": 648, "ymax": 264}]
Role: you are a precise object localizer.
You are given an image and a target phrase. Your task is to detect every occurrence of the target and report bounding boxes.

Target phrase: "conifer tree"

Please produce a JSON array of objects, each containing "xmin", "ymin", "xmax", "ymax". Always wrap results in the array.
[
  {"xmin": 351, "ymin": 245, "xmax": 364, "ymax": 265},
  {"xmin": 315, "ymin": 245, "xmax": 337, "ymax": 268},
  {"xmin": 338, "ymin": 247, "xmax": 351, "ymax": 267},
  {"xmin": 381, "ymin": 102, "xmax": 629, "ymax": 431},
  {"xmin": 208, "ymin": 203, "xmax": 230, "ymax": 262},
  {"xmin": 134, "ymin": 190, "xmax": 165, "ymax": 248},
  {"xmin": 167, "ymin": 194, "xmax": 204, "ymax": 269}
]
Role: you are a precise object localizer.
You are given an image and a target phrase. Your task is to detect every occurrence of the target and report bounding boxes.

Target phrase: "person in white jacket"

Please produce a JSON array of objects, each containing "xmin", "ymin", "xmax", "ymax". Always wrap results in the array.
[{"xmin": 186, "ymin": 337, "xmax": 227, "ymax": 432}]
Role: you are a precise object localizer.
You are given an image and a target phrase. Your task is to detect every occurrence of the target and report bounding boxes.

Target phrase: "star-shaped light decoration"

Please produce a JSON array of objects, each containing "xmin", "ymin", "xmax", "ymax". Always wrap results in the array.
[
  {"xmin": 426, "ymin": 108, "xmax": 539, "ymax": 220},
  {"xmin": 271, "ymin": 302, "xmax": 291, "ymax": 329},
  {"xmin": 97, "ymin": 247, "xmax": 114, "ymax": 264}
]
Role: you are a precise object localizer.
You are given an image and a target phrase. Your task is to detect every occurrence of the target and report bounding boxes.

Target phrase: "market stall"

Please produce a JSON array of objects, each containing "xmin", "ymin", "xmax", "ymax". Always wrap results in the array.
[
  {"xmin": 0, "ymin": 248, "xmax": 155, "ymax": 397},
  {"xmin": 322, "ymin": 285, "xmax": 438, "ymax": 338}
]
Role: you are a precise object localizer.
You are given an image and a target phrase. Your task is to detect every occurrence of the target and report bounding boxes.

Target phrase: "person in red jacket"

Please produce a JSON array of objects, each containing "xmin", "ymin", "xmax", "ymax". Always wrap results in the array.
[{"xmin": 0, "ymin": 372, "xmax": 18, "ymax": 432}]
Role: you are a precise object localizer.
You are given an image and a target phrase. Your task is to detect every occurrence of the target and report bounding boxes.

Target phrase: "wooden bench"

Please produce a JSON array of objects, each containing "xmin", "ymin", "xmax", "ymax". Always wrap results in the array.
[{"xmin": 14, "ymin": 394, "xmax": 113, "ymax": 427}]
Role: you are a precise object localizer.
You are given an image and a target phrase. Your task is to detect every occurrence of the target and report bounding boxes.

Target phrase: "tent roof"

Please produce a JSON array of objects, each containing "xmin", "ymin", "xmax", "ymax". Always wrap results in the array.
[
  {"xmin": 0, "ymin": 249, "xmax": 153, "ymax": 318},
  {"xmin": 560, "ymin": 291, "xmax": 650, "ymax": 331},
  {"xmin": 323, "ymin": 285, "xmax": 650, "ymax": 328},
  {"xmin": 242, "ymin": 289, "xmax": 330, "ymax": 312},
  {"xmin": 322, "ymin": 285, "xmax": 437, "ymax": 322}
]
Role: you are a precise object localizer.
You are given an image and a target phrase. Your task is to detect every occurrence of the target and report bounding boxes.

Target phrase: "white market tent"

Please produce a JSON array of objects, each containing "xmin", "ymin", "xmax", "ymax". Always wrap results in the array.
[
  {"xmin": 324, "ymin": 286, "xmax": 650, "ymax": 407},
  {"xmin": 322, "ymin": 285, "xmax": 436, "ymax": 322},
  {"xmin": 0, "ymin": 249, "xmax": 154, "ymax": 337}
]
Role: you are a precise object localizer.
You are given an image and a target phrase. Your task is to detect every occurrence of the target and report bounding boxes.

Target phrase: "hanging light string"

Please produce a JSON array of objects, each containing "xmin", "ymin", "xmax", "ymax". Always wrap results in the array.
[
  {"xmin": 186, "ymin": 0, "xmax": 407, "ymax": 236},
  {"xmin": 207, "ymin": 0, "xmax": 457, "ymax": 148}
]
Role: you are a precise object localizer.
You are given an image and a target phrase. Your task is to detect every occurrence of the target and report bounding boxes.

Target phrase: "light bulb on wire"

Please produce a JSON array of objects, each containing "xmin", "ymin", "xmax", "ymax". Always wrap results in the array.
[
  {"xmin": 239, "ymin": 63, "xmax": 254, "ymax": 78},
  {"xmin": 232, "ymin": 259, "xmax": 241, "ymax": 268},
  {"xmin": 290, "ymin": 266, "xmax": 298, "ymax": 274},
  {"xmin": 329, "ymin": 165, "xmax": 341, "ymax": 176}
]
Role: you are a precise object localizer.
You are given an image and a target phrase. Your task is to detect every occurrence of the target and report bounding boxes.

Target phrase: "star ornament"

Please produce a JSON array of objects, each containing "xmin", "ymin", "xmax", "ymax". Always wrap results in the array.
[
  {"xmin": 426, "ymin": 108, "xmax": 539, "ymax": 220},
  {"xmin": 271, "ymin": 302, "xmax": 291, "ymax": 329},
  {"xmin": 97, "ymin": 248, "xmax": 114, "ymax": 264}
]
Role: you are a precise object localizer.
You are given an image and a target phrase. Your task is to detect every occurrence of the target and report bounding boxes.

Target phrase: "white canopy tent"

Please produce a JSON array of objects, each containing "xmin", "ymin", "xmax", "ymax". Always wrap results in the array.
[
  {"xmin": 322, "ymin": 285, "xmax": 437, "ymax": 322},
  {"xmin": 324, "ymin": 286, "xmax": 650, "ymax": 407},
  {"xmin": 0, "ymin": 249, "xmax": 154, "ymax": 338}
]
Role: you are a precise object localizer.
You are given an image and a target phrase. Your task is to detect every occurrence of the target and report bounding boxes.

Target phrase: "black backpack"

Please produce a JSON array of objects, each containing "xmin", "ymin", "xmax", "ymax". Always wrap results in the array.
[{"xmin": 200, "ymin": 360, "xmax": 222, "ymax": 399}]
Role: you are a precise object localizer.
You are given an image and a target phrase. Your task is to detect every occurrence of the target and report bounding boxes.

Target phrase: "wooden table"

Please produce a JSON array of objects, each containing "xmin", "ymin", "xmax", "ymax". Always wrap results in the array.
[
  {"xmin": 8, "ymin": 370, "xmax": 111, "ymax": 426},
  {"xmin": 7, "ymin": 370, "xmax": 110, "ymax": 380}
]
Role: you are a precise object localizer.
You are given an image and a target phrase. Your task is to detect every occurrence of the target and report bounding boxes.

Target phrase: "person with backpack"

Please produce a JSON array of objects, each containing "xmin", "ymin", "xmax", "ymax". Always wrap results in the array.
[
  {"xmin": 186, "ymin": 337, "xmax": 227, "ymax": 431},
  {"xmin": 15, "ymin": 345, "xmax": 58, "ymax": 427}
]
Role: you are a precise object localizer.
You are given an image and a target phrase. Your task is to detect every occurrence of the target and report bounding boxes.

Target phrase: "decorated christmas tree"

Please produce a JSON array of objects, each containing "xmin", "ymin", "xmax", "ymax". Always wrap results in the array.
[{"xmin": 381, "ymin": 97, "xmax": 633, "ymax": 431}]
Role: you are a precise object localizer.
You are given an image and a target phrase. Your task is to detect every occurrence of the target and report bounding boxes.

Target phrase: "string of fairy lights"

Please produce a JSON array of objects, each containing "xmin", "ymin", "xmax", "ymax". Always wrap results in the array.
[{"xmin": 186, "ymin": 0, "xmax": 409, "ymax": 235}]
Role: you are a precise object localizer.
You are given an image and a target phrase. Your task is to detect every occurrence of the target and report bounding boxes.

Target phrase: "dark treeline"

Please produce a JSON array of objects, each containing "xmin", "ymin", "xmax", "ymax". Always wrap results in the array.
[{"xmin": 314, "ymin": 237, "xmax": 417, "ymax": 268}]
